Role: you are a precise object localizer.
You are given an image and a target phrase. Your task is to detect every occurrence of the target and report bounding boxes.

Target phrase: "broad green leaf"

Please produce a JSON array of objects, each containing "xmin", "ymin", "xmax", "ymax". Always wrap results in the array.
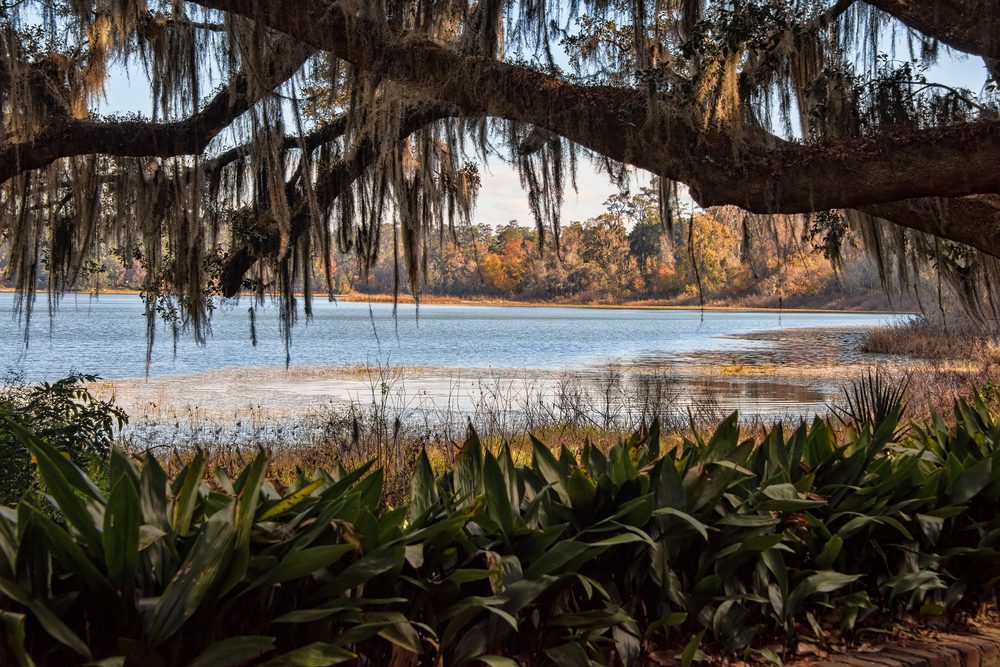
[
  {"xmin": 369, "ymin": 611, "xmax": 423, "ymax": 654},
  {"xmin": 531, "ymin": 436, "xmax": 570, "ymax": 505},
  {"xmin": 653, "ymin": 507, "xmax": 709, "ymax": 540},
  {"xmin": 785, "ymin": 571, "xmax": 861, "ymax": 619},
  {"xmin": 653, "ymin": 457, "xmax": 685, "ymax": 510},
  {"xmin": 253, "ymin": 544, "xmax": 353, "ymax": 587},
  {"xmin": 148, "ymin": 502, "xmax": 237, "ymax": 646},
  {"xmin": 545, "ymin": 642, "xmax": 593, "ymax": 667},
  {"xmin": 220, "ymin": 450, "xmax": 268, "ymax": 595},
  {"xmin": 484, "ymin": 451, "xmax": 515, "ymax": 535},
  {"xmin": 523, "ymin": 540, "xmax": 592, "ymax": 578},
  {"xmin": 759, "ymin": 483, "xmax": 826, "ymax": 512},
  {"xmin": 319, "ymin": 547, "xmax": 403, "ymax": 596},
  {"xmin": 0, "ymin": 611, "xmax": 36, "ymax": 667},
  {"xmin": 681, "ymin": 629, "xmax": 706, "ymax": 667},
  {"xmin": 885, "ymin": 571, "xmax": 946, "ymax": 601},
  {"xmin": 273, "ymin": 601, "xmax": 357, "ymax": 624},
  {"xmin": 103, "ymin": 475, "xmax": 140, "ymax": 588},
  {"xmin": 815, "ymin": 535, "xmax": 843, "ymax": 569},
  {"xmin": 948, "ymin": 457, "xmax": 992, "ymax": 504},
  {"xmin": 716, "ymin": 514, "xmax": 780, "ymax": 528},
  {"xmin": 261, "ymin": 643, "xmax": 355, "ymax": 666},
  {"xmin": 16, "ymin": 423, "xmax": 104, "ymax": 551},
  {"xmin": 478, "ymin": 657, "xmax": 520, "ymax": 667},
  {"xmin": 0, "ymin": 578, "xmax": 91, "ymax": 659},
  {"xmin": 408, "ymin": 449, "xmax": 438, "ymax": 523},
  {"xmin": 260, "ymin": 479, "xmax": 323, "ymax": 520},
  {"xmin": 171, "ymin": 449, "xmax": 207, "ymax": 536},
  {"xmin": 454, "ymin": 428, "xmax": 485, "ymax": 504},
  {"xmin": 588, "ymin": 531, "xmax": 652, "ymax": 547},
  {"xmin": 28, "ymin": 505, "xmax": 110, "ymax": 593},
  {"xmin": 139, "ymin": 452, "xmax": 171, "ymax": 536},
  {"xmin": 550, "ymin": 608, "xmax": 632, "ymax": 627},
  {"xmin": 190, "ymin": 636, "xmax": 276, "ymax": 667}
]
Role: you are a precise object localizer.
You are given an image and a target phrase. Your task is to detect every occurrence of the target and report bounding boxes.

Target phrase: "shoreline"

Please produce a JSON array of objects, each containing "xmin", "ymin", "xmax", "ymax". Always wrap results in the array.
[
  {"xmin": 87, "ymin": 325, "xmax": 933, "ymax": 439},
  {"xmin": 0, "ymin": 287, "xmax": 914, "ymax": 316}
]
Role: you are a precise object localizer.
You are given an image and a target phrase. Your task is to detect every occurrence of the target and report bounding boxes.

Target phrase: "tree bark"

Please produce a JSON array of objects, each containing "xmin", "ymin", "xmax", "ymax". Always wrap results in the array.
[{"xmin": 863, "ymin": 0, "xmax": 1000, "ymax": 60}]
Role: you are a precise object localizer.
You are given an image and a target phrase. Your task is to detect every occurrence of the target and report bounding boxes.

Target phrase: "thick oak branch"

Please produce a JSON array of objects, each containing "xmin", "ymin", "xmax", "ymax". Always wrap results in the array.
[
  {"xmin": 0, "ymin": 38, "xmax": 311, "ymax": 182},
  {"xmin": 863, "ymin": 0, "xmax": 1000, "ymax": 60},
  {"xmin": 191, "ymin": 0, "xmax": 1000, "ymax": 256}
]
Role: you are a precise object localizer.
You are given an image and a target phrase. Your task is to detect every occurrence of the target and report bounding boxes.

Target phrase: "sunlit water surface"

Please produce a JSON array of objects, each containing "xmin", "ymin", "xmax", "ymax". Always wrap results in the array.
[
  {"xmin": 0, "ymin": 293, "xmax": 909, "ymax": 435},
  {"xmin": 1, "ymin": 293, "xmax": 901, "ymax": 379}
]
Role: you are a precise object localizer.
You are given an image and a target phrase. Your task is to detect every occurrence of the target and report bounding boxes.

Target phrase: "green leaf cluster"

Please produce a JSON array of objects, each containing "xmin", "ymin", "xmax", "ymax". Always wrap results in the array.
[{"xmin": 1, "ymin": 391, "xmax": 1000, "ymax": 665}]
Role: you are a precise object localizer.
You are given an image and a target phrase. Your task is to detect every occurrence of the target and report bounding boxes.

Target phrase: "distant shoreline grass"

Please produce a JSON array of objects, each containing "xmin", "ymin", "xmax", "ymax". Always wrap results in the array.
[
  {"xmin": 0, "ymin": 286, "xmax": 911, "ymax": 315},
  {"xmin": 862, "ymin": 314, "xmax": 1000, "ymax": 361}
]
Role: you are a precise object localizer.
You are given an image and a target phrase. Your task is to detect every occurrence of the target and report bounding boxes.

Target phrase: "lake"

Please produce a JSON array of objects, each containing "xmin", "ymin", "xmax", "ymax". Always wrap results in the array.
[
  {"xmin": 0, "ymin": 293, "xmax": 910, "ymax": 441},
  {"xmin": 0, "ymin": 293, "xmax": 902, "ymax": 380}
]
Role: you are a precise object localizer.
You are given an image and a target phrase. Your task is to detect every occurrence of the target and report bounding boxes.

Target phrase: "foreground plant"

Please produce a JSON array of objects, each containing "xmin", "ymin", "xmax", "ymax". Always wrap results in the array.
[
  {"xmin": 0, "ymin": 374, "xmax": 126, "ymax": 504},
  {"xmin": 1, "ymin": 390, "xmax": 999, "ymax": 666}
]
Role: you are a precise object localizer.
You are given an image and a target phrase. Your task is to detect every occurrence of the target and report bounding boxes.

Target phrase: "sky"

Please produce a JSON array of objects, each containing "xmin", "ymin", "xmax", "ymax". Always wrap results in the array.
[{"xmin": 95, "ymin": 20, "xmax": 993, "ymax": 230}]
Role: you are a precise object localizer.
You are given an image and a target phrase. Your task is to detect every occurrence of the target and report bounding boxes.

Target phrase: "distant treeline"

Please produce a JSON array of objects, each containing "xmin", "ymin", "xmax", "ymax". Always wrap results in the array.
[
  {"xmin": 334, "ymin": 190, "xmax": 888, "ymax": 308},
  {"xmin": 1, "ymin": 189, "xmax": 894, "ymax": 309}
]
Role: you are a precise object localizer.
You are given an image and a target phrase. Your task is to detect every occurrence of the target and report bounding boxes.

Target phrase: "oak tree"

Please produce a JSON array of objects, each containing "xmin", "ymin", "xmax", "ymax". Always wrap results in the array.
[{"xmin": 2, "ymin": 0, "xmax": 999, "ymax": 354}]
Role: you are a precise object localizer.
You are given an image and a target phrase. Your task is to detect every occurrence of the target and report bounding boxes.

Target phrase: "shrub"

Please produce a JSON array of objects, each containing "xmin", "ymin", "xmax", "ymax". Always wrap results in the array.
[
  {"xmin": 0, "ymin": 391, "xmax": 999, "ymax": 665},
  {"xmin": 0, "ymin": 374, "xmax": 126, "ymax": 504}
]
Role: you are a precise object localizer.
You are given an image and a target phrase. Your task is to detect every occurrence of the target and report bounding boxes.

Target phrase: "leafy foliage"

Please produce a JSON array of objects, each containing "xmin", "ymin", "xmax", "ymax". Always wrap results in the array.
[
  {"xmin": 2, "ymin": 391, "xmax": 1000, "ymax": 665},
  {"xmin": 0, "ymin": 374, "xmax": 126, "ymax": 504}
]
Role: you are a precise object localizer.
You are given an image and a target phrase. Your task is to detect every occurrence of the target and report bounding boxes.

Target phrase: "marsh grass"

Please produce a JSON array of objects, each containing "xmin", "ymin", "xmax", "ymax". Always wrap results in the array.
[
  {"xmin": 129, "ymin": 358, "xmax": 1000, "ymax": 509},
  {"xmin": 862, "ymin": 315, "xmax": 1000, "ymax": 361},
  {"xmin": 122, "ymin": 362, "xmax": 751, "ymax": 504}
]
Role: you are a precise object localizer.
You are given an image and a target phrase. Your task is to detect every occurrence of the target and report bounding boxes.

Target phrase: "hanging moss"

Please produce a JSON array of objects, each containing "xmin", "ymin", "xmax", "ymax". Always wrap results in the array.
[{"xmin": 1, "ymin": 0, "xmax": 998, "ymax": 361}]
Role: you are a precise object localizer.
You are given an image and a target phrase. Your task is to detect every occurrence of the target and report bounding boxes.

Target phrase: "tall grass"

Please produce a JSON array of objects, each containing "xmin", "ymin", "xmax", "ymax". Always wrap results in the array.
[
  {"xmin": 861, "ymin": 315, "xmax": 999, "ymax": 361},
  {"xmin": 2, "ymin": 384, "xmax": 1000, "ymax": 665},
  {"xmin": 123, "ymin": 364, "xmax": 749, "ymax": 504}
]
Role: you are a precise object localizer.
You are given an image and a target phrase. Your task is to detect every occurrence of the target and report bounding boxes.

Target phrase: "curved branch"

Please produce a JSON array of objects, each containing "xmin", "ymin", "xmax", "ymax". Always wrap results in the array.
[
  {"xmin": 218, "ymin": 101, "xmax": 459, "ymax": 295},
  {"xmin": 860, "ymin": 194, "xmax": 1000, "ymax": 257},
  {"xmin": 0, "ymin": 37, "xmax": 312, "ymax": 183},
  {"xmin": 203, "ymin": 114, "xmax": 350, "ymax": 175},
  {"xmin": 863, "ymin": 0, "xmax": 1000, "ymax": 61}
]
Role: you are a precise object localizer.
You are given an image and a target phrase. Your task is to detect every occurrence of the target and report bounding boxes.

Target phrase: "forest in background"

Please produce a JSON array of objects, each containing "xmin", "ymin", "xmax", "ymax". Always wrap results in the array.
[{"xmin": 1, "ymin": 187, "xmax": 914, "ymax": 311}]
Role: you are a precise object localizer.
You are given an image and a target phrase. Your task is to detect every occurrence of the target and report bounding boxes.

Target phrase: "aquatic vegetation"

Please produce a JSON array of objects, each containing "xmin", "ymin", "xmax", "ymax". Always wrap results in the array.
[{"xmin": 1, "ymin": 389, "xmax": 999, "ymax": 665}]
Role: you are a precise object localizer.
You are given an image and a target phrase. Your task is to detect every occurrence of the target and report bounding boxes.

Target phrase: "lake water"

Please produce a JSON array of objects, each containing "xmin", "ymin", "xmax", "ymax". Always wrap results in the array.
[
  {"xmin": 1, "ymin": 293, "xmax": 911, "ymax": 440},
  {"xmin": 0, "ymin": 293, "xmax": 902, "ymax": 380}
]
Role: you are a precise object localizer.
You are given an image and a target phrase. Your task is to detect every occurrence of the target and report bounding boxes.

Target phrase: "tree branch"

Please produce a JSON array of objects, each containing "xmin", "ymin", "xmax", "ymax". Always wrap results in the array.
[
  {"xmin": 191, "ymin": 0, "xmax": 1000, "ymax": 257},
  {"xmin": 863, "ymin": 0, "xmax": 1000, "ymax": 61},
  {"xmin": 0, "ymin": 36, "xmax": 312, "ymax": 182},
  {"xmin": 218, "ymin": 101, "xmax": 459, "ymax": 295},
  {"xmin": 860, "ymin": 194, "xmax": 1000, "ymax": 257}
]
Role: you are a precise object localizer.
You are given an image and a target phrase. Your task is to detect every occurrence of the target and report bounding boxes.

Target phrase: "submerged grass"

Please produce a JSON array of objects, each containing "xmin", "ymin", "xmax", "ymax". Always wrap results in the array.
[{"xmin": 2, "ymin": 378, "xmax": 1000, "ymax": 665}]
